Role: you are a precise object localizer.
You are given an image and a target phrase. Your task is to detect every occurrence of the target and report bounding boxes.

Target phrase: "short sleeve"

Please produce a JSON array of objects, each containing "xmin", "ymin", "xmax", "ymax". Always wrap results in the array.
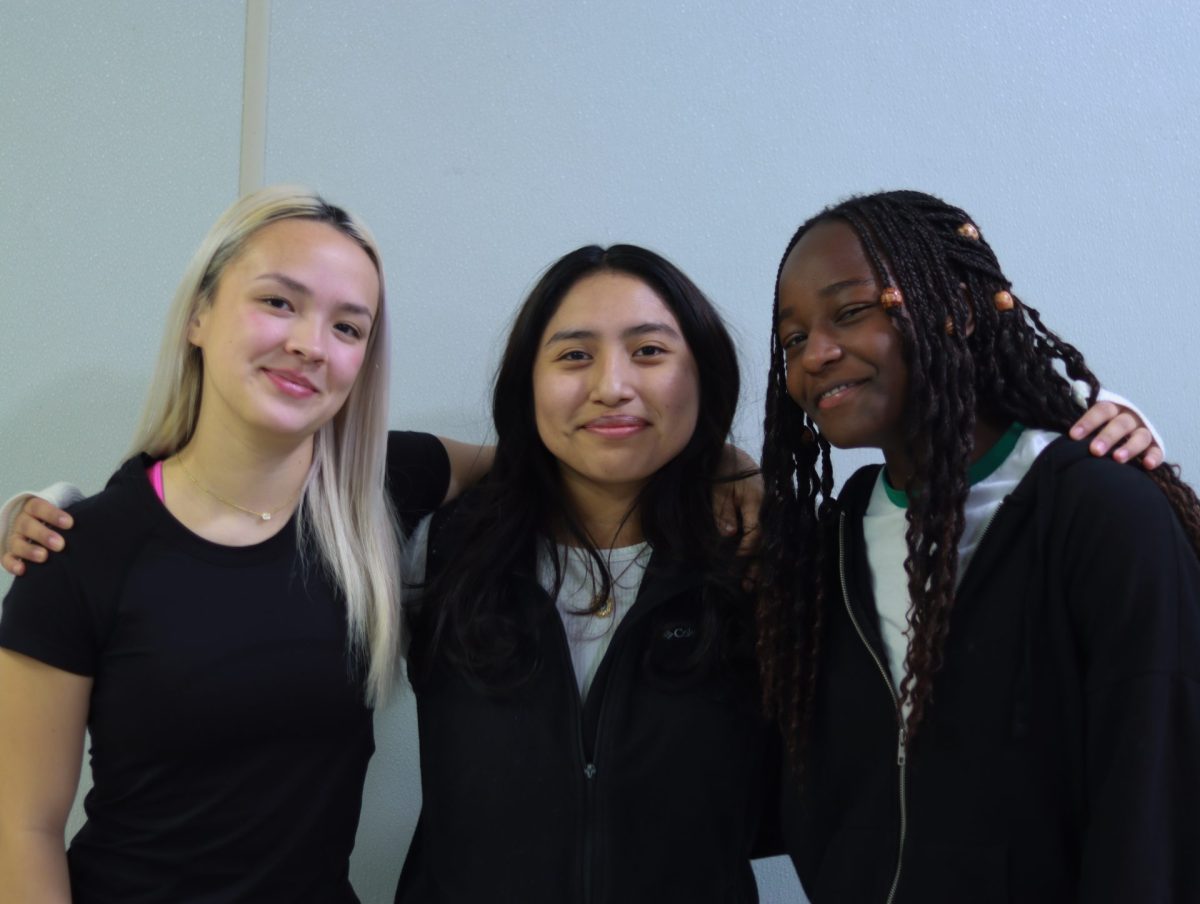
[
  {"xmin": 0, "ymin": 548, "xmax": 100, "ymax": 676},
  {"xmin": 385, "ymin": 431, "xmax": 451, "ymax": 535}
]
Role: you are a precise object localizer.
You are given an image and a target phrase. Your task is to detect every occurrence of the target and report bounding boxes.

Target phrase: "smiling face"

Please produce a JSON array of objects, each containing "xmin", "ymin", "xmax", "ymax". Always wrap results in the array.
[
  {"xmin": 777, "ymin": 219, "xmax": 909, "ymax": 461},
  {"xmin": 187, "ymin": 217, "xmax": 380, "ymax": 445},
  {"xmin": 533, "ymin": 270, "xmax": 701, "ymax": 506}
]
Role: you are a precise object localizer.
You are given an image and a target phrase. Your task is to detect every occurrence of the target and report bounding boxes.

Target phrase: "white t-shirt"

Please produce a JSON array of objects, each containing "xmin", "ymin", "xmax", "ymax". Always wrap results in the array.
[
  {"xmin": 401, "ymin": 516, "xmax": 649, "ymax": 700},
  {"xmin": 864, "ymin": 425, "xmax": 1060, "ymax": 695},
  {"xmin": 538, "ymin": 541, "xmax": 650, "ymax": 700}
]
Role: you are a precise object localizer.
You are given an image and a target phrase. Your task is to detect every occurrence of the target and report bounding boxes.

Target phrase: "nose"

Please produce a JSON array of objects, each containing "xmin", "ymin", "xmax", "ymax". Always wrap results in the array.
[
  {"xmin": 800, "ymin": 328, "xmax": 842, "ymax": 373},
  {"xmin": 284, "ymin": 315, "xmax": 327, "ymax": 363},
  {"xmin": 589, "ymin": 350, "xmax": 635, "ymax": 406}
]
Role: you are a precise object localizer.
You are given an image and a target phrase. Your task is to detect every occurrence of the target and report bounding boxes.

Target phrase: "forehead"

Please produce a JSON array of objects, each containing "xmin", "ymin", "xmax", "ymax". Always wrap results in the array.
[
  {"xmin": 230, "ymin": 219, "xmax": 380, "ymax": 303},
  {"xmin": 779, "ymin": 219, "xmax": 877, "ymax": 298},
  {"xmin": 546, "ymin": 271, "xmax": 680, "ymax": 331}
]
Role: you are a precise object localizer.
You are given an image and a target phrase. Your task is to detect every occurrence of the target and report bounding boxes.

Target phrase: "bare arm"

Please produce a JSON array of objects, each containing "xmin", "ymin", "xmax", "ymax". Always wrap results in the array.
[
  {"xmin": 0, "ymin": 648, "xmax": 91, "ymax": 902},
  {"xmin": 436, "ymin": 438, "xmax": 495, "ymax": 506}
]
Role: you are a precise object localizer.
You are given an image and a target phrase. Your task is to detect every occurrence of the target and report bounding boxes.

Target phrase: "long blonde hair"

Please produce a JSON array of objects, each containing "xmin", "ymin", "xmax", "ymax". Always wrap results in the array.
[{"xmin": 131, "ymin": 185, "xmax": 402, "ymax": 704}]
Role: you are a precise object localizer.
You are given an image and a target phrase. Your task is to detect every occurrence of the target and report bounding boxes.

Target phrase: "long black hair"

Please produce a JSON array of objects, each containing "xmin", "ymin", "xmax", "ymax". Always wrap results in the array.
[
  {"xmin": 757, "ymin": 189, "xmax": 1200, "ymax": 765},
  {"xmin": 410, "ymin": 244, "xmax": 746, "ymax": 688}
]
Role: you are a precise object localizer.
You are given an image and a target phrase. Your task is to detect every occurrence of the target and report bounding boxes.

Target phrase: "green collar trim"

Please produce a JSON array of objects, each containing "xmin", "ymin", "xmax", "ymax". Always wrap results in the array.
[{"xmin": 882, "ymin": 422, "xmax": 1025, "ymax": 509}]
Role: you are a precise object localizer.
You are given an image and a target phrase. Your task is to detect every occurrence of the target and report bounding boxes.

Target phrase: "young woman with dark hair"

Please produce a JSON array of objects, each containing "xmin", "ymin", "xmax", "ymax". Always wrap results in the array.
[
  {"xmin": 758, "ymin": 190, "xmax": 1200, "ymax": 902},
  {"xmin": 397, "ymin": 244, "xmax": 776, "ymax": 904}
]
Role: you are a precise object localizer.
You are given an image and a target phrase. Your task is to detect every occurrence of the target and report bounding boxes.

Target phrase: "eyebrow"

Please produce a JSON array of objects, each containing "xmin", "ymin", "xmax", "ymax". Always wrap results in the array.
[
  {"xmin": 254, "ymin": 272, "xmax": 375, "ymax": 321},
  {"xmin": 777, "ymin": 278, "xmax": 876, "ymax": 324},
  {"xmin": 543, "ymin": 321, "xmax": 682, "ymax": 346}
]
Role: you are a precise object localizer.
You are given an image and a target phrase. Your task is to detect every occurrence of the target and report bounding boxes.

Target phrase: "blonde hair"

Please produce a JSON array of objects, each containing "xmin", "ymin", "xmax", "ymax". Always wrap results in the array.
[{"xmin": 131, "ymin": 184, "xmax": 403, "ymax": 704}]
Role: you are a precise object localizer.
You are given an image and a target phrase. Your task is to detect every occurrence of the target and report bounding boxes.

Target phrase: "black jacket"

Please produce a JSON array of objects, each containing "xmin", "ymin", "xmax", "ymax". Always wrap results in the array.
[
  {"xmin": 396, "ymin": 504, "xmax": 779, "ymax": 904},
  {"xmin": 783, "ymin": 437, "xmax": 1200, "ymax": 903}
]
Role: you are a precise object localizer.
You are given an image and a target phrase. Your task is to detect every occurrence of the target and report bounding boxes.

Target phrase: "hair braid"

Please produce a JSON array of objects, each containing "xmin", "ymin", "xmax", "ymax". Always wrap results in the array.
[{"xmin": 759, "ymin": 189, "xmax": 1200, "ymax": 767}]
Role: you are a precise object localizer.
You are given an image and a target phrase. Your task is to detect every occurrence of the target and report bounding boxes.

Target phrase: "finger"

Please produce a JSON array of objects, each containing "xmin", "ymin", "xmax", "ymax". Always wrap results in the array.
[
  {"xmin": 1140, "ymin": 444, "xmax": 1164, "ymax": 470},
  {"xmin": 22, "ymin": 496, "xmax": 73, "ymax": 529},
  {"xmin": 12, "ymin": 512, "xmax": 65, "ymax": 553},
  {"xmin": 1108, "ymin": 427, "xmax": 1153, "ymax": 464},
  {"xmin": 735, "ymin": 522, "xmax": 762, "ymax": 558},
  {"xmin": 714, "ymin": 494, "xmax": 738, "ymax": 535},
  {"xmin": 1068, "ymin": 401, "xmax": 1119, "ymax": 442},
  {"xmin": 741, "ymin": 559, "xmax": 761, "ymax": 594},
  {"xmin": 8, "ymin": 535, "xmax": 50, "ymax": 563},
  {"xmin": 1, "ymin": 553, "xmax": 26, "ymax": 577},
  {"xmin": 1088, "ymin": 412, "xmax": 1140, "ymax": 458}
]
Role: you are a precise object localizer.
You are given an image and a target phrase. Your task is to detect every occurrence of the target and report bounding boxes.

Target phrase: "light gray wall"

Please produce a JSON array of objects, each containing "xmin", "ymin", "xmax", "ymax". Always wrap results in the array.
[
  {"xmin": 0, "ymin": 0, "xmax": 245, "ymax": 863},
  {"xmin": 3, "ymin": 1, "xmax": 1198, "ymax": 902}
]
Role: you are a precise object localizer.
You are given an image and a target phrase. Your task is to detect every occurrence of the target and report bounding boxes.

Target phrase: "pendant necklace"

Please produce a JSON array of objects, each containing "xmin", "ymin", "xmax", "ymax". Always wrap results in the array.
[
  {"xmin": 591, "ymin": 544, "xmax": 649, "ymax": 618},
  {"xmin": 176, "ymin": 454, "xmax": 297, "ymax": 522}
]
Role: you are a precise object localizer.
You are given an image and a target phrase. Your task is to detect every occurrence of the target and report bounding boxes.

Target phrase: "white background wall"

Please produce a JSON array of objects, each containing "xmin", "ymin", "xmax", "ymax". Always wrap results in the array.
[{"xmin": 3, "ymin": 1, "xmax": 1198, "ymax": 901}]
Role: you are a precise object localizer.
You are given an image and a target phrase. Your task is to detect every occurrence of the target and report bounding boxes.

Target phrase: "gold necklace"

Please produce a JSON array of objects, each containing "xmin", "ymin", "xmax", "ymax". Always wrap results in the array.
[
  {"xmin": 175, "ymin": 454, "xmax": 297, "ymax": 522},
  {"xmin": 591, "ymin": 544, "xmax": 649, "ymax": 618}
]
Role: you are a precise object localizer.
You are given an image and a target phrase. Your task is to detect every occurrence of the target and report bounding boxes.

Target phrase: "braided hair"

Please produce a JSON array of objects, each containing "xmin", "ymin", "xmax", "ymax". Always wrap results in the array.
[{"xmin": 757, "ymin": 189, "xmax": 1200, "ymax": 767}]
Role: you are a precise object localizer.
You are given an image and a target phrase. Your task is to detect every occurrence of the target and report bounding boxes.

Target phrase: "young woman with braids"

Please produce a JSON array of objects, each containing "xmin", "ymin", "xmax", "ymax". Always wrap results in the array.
[{"xmin": 760, "ymin": 189, "xmax": 1200, "ymax": 903}]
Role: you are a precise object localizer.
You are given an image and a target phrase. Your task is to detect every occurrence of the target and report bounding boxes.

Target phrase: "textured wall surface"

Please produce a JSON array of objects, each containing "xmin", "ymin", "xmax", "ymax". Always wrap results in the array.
[
  {"xmin": 2, "ymin": 1, "xmax": 1198, "ymax": 901},
  {"xmin": 0, "ymin": 0, "xmax": 244, "ymax": 842}
]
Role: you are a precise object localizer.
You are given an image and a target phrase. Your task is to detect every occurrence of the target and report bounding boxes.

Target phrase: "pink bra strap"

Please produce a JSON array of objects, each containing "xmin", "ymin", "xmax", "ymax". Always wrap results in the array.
[{"xmin": 146, "ymin": 460, "xmax": 165, "ymax": 502}]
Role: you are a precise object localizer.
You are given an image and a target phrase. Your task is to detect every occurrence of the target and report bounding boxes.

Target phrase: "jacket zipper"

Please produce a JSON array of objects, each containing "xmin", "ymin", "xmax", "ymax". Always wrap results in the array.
[
  {"xmin": 838, "ymin": 512, "xmax": 907, "ymax": 904},
  {"xmin": 550, "ymin": 558, "xmax": 689, "ymax": 904},
  {"xmin": 837, "ymin": 494, "xmax": 1008, "ymax": 903}
]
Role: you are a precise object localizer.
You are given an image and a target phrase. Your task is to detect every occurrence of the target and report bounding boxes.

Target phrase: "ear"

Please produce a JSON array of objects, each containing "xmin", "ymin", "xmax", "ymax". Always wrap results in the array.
[{"xmin": 187, "ymin": 304, "xmax": 208, "ymax": 348}]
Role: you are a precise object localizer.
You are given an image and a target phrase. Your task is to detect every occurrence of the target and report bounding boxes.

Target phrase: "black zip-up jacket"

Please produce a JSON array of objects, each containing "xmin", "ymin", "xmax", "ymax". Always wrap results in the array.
[
  {"xmin": 396, "ymin": 504, "xmax": 779, "ymax": 904},
  {"xmin": 782, "ymin": 437, "xmax": 1200, "ymax": 903}
]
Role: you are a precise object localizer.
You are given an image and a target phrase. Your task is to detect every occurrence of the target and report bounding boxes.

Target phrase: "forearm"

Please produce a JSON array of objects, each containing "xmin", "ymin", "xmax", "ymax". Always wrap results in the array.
[
  {"xmin": 437, "ymin": 437, "xmax": 495, "ymax": 504},
  {"xmin": 0, "ymin": 826, "xmax": 72, "ymax": 902}
]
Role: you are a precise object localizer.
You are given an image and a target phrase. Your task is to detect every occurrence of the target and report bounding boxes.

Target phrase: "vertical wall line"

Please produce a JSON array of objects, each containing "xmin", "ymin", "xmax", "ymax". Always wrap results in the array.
[{"xmin": 239, "ymin": 0, "xmax": 270, "ymax": 195}]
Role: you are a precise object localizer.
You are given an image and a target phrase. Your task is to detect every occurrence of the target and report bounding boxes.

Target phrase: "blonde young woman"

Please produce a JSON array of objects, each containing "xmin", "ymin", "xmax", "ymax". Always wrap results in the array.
[{"xmin": 0, "ymin": 187, "xmax": 457, "ymax": 903}]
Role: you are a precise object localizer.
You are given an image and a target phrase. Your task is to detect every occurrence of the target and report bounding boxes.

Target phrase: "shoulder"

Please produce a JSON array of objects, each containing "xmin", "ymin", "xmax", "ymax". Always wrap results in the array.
[
  {"xmin": 23, "ymin": 459, "xmax": 155, "ymax": 580},
  {"xmin": 836, "ymin": 463, "xmax": 884, "ymax": 518},
  {"xmin": 0, "ymin": 458, "xmax": 155, "ymax": 672},
  {"xmin": 386, "ymin": 431, "xmax": 450, "ymax": 531},
  {"xmin": 1034, "ymin": 437, "xmax": 1176, "ymax": 530}
]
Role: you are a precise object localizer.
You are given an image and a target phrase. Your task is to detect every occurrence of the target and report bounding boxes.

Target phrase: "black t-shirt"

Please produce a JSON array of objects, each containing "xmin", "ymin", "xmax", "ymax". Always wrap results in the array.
[{"xmin": 0, "ymin": 431, "xmax": 448, "ymax": 903}]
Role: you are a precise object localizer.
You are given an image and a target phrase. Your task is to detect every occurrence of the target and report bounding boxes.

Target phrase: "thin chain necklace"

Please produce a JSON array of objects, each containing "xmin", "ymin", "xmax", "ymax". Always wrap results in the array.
[
  {"xmin": 591, "ymin": 544, "xmax": 650, "ymax": 618},
  {"xmin": 175, "ymin": 454, "xmax": 297, "ymax": 522}
]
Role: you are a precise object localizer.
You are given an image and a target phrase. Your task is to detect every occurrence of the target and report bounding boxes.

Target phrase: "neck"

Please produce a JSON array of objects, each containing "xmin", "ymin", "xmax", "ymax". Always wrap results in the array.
[
  {"xmin": 177, "ymin": 428, "xmax": 313, "ymax": 508},
  {"xmin": 882, "ymin": 414, "xmax": 1009, "ymax": 492},
  {"xmin": 557, "ymin": 473, "xmax": 645, "ymax": 549}
]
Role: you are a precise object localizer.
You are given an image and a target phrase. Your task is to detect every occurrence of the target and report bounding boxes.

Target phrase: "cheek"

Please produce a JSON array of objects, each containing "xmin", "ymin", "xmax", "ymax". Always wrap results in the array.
[
  {"xmin": 783, "ymin": 360, "xmax": 807, "ymax": 411},
  {"xmin": 660, "ymin": 366, "xmax": 701, "ymax": 441},
  {"xmin": 531, "ymin": 368, "xmax": 566, "ymax": 444}
]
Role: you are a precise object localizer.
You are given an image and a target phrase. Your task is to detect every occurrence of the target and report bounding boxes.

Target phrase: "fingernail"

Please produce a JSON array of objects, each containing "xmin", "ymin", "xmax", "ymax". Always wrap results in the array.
[
  {"xmin": 1115, "ymin": 450, "xmax": 1128, "ymax": 462},
  {"xmin": 720, "ymin": 521, "xmax": 735, "ymax": 534},
  {"xmin": 49, "ymin": 534, "xmax": 64, "ymax": 551},
  {"xmin": 1093, "ymin": 441, "xmax": 1107, "ymax": 454},
  {"xmin": 1070, "ymin": 426, "xmax": 1083, "ymax": 438},
  {"xmin": 58, "ymin": 515, "xmax": 73, "ymax": 528}
]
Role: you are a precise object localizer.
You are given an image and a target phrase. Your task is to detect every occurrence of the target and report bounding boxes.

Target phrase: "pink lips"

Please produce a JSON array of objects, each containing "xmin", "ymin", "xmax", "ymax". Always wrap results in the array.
[
  {"xmin": 583, "ymin": 415, "xmax": 648, "ymax": 438},
  {"xmin": 263, "ymin": 368, "xmax": 318, "ymax": 398}
]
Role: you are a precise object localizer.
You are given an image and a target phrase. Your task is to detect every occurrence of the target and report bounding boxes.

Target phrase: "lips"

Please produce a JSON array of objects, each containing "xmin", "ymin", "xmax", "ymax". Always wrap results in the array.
[
  {"xmin": 582, "ymin": 415, "xmax": 648, "ymax": 438},
  {"xmin": 263, "ymin": 368, "xmax": 319, "ymax": 398},
  {"xmin": 813, "ymin": 379, "xmax": 866, "ymax": 411}
]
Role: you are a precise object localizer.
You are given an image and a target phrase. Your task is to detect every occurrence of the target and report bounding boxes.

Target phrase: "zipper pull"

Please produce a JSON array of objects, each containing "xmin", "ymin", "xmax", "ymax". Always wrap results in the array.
[
  {"xmin": 584, "ymin": 763, "xmax": 597, "ymax": 780},
  {"xmin": 896, "ymin": 726, "xmax": 907, "ymax": 767}
]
